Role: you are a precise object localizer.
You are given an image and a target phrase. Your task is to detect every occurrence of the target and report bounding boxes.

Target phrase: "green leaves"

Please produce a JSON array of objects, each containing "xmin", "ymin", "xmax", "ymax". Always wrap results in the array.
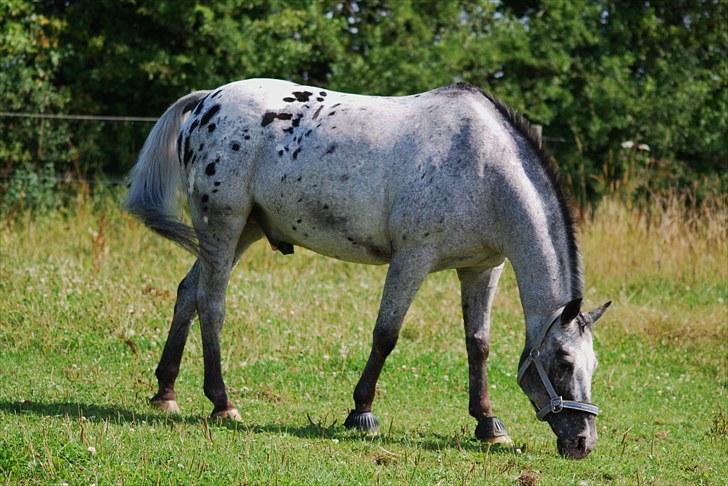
[{"xmin": 1, "ymin": 0, "xmax": 725, "ymax": 212}]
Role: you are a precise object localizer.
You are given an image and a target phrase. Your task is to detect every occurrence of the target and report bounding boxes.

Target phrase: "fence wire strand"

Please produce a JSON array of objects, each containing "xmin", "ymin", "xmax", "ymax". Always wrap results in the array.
[{"xmin": 0, "ymin": 112, "xmax": 158, "ymax": 123}]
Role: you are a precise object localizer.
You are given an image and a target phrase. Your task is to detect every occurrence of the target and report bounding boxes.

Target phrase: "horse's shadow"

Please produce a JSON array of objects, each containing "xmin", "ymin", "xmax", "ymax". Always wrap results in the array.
[{"xmin": 0, "ymin": 400, "xmax": 521, "ymax": 454}]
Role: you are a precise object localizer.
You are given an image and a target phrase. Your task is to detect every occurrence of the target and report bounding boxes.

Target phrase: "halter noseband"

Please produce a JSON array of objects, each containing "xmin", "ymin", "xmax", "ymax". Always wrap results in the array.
[{"xmin": 517, "ymin": 306, "xmax": 600, "ymax": 421}]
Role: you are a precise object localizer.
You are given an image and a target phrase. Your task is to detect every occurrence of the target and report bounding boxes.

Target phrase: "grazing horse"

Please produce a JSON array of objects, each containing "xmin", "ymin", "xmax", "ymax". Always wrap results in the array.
[{"xmin": 124, "ymin": 79, "xmax": 610, "ymax": 459}]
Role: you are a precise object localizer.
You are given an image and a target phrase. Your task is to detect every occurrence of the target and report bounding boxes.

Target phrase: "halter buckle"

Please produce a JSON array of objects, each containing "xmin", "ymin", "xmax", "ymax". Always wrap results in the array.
[
  {"xmin": 529, "ymin": 348, "xmax": 540, "ymax": 359},
  {"xmin": 550, "ymin": 396, "xmax": 564, "ymax": 414}
]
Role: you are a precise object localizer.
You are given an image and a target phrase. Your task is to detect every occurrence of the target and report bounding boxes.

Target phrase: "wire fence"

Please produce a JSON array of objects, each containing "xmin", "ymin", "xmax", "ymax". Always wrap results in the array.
[
  {"xmin": 0, "ymin": 112, "xmax": 158, "ymax": 123},
  {"xmin": 0, "ymin": 173, "xmax": 127, "ymax": 186}
]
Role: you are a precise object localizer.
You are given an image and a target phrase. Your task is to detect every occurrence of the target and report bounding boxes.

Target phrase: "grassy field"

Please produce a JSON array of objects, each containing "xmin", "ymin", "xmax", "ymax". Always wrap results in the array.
[{"xmin": 0, "ymin": 196, "xmax": 726, "ymax": 485}]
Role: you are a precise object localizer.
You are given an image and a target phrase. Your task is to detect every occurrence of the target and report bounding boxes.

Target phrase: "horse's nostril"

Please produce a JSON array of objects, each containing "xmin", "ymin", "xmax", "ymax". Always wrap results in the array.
[{"xmin": 576, "ymin": 436, "xmax": 587, "ymax": 450}]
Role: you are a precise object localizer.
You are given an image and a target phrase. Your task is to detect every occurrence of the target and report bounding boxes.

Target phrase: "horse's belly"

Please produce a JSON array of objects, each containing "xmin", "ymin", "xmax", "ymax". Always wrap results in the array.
[{"xmin": 252, "ymin": 172, "xmax": 392, "ymax": 265}]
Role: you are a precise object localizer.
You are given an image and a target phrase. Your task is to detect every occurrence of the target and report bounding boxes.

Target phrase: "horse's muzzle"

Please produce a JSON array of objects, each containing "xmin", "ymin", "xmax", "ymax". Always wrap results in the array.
[{"xmin": 557, "ymin": 435, "xmax": 595, "ymax": 459}]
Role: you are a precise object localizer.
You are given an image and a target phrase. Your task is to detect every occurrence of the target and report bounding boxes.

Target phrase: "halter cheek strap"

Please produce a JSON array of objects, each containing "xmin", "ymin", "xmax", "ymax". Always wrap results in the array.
[{"xmin": 517, "ymin": 306, "xmax": 600, "ymax": 421}]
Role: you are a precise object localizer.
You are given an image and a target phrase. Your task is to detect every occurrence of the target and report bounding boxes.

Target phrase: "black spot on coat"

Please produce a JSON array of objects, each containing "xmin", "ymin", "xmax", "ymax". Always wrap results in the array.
[
  {"xmin": 183, "ymin": 136, "xmax": 193, "ymax": 166},
  {"xmin": 200, "ymin": 104, "xmax": 221, "ymax": 126},
  {"xmin": 176, "ymin": 132, "xmax": 183, "ymax": 163},
  {"xmin": 262, "ymin": 112, "xmax": 277, "ymax": 126},
  {"xmin": 208, "ymin": 123, "xmax": 216, "ymax": 133},
  {"xmin": 292, "ymin": 91, "xmax": 313, "ymax": 102},
  {"xmin": 192, "ymin": 96, "xmax": 208, "ymax": 115},
  {"xmin": 312, "ymin": 105, "xmax": 324, "ymax": 119},
  {"xmin": 205, "ymin": 163, "xmax": 216, "ymax": 176}
]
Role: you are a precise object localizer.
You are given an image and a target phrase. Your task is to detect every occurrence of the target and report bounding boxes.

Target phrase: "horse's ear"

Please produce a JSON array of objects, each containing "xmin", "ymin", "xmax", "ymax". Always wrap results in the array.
[
  {"xmin": 561, "ymin": 298, "xmax": 582, "ymax": 325},
  {"xmin": 584, "ymin": 301, "xmax": 612, "ymax": 327}
]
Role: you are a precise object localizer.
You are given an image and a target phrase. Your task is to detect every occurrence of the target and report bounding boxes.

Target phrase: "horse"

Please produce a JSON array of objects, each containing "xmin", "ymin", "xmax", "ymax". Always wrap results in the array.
[{"xmin": 124, "ymin": 78, "xmax": 611, "ymax": 459}]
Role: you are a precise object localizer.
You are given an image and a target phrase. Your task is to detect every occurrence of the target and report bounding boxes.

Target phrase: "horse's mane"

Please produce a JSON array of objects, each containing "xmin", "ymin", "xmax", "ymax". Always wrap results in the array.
[{"xmin": 447, "ymin": 82, "xmax": 583, "ymax": 297}]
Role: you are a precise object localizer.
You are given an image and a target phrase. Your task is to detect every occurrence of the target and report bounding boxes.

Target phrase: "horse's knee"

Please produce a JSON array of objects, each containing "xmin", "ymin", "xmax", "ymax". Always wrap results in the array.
[
  {"xmin": 466, "ymin": 334, "xmax": 490, "ymax": 360},
  {"xmin": 372, "ymin": 326, "xmax": 399, "ymax": 357}
]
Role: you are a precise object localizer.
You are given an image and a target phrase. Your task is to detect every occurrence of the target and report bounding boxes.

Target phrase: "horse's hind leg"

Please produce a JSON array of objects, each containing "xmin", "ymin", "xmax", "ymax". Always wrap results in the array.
[
  {"xmin": 457, "ymin": 263, "xmax": 513, "ymax": 445},
  {"xmin": 345, "ymin": 252, "xmax": 433, "ymax": 433},
  {"xmin": 150, "ymin": 223, "xmax": 262, "ymax": 414},
  {"xmin": 196, "ymin": 214, "xmax": 249, "ymax": 420},
  {"xmin": 151, "ymin": 260, "xmax": 200, "ymax": 413}
]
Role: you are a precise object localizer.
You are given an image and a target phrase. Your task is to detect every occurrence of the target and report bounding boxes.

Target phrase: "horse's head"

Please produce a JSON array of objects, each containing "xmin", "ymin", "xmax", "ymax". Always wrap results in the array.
[{"xmin": 518, "ymin": 299, "xmax": 611, "ymax": 459}]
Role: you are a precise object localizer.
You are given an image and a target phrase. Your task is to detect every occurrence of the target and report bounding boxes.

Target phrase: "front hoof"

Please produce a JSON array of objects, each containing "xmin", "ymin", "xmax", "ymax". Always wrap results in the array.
[
  {"xmin": 211, "ymin": 407, "xmax": 242, "ymax": 422},
  {"xmin": 150, "ymin": 398, "xmax": 181, "ymax": 414},
  {"xmin": 344, "ymin": 410, "xmax": 379, "ymax": 434},
  {"xmin": 475, "ymin": 416, "xmax": 513, "ymax": 445}
]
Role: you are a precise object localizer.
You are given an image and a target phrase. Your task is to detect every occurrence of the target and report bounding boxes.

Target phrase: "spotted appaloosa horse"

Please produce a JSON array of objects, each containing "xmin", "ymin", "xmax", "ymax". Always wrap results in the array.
[{"xmin": 124, "ymin": 78, "xmax": 610, "ymax": 458}]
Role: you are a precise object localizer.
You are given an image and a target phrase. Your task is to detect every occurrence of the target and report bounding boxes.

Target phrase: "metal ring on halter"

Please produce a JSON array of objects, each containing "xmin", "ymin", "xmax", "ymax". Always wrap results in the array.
[{"xmin": 550, "ymin": 396, "xmax": 564, "ymax": 414}]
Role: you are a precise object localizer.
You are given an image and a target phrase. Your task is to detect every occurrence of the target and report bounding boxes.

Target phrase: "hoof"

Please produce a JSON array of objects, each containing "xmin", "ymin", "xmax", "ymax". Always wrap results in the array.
[
  {"xmin": 150, "ymin": 399, "xmax": 181, "ymax": 414},
  {"xmin": 344, "ymin": 410, "xmax": 379, "ymax": 434},
  {"xmin": 211, "ymin": 407, "xmax": 242, "ymax": 422},
  {"xmin": 475, "ymin": 416, "xmax": 513, "ymax": 445}
]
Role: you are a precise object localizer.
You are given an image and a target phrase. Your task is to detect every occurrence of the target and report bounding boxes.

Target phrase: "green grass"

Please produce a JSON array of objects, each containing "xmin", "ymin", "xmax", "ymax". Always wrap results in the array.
[{"xmin": 0, "ymin": 199, "xmax": 726, "ymax": 485}]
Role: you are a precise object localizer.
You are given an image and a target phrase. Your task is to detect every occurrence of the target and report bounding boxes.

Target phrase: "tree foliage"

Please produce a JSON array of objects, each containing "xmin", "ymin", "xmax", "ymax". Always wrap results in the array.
[{"xmin": 1, "ymin": 0, "xmax": 725, "ymax": 208}]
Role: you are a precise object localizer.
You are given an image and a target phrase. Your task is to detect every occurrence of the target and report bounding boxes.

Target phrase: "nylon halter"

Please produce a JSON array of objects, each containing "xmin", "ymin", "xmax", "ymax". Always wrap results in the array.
[{"xmin": 517, "ymin": 306, "xmax": 600, "ymax": 421}]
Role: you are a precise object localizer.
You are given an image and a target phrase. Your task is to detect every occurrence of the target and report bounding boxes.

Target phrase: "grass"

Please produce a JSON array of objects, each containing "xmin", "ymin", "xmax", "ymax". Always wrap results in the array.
[{"xmin": 0, "ymin": 195, "xmax": 726, "ymax": 485}]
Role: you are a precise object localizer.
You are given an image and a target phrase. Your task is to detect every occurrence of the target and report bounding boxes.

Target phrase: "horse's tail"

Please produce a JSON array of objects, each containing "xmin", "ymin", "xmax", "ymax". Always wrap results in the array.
[{"xmin": 123, "ymin": 90, "xmax": 211, "ymax": 255}]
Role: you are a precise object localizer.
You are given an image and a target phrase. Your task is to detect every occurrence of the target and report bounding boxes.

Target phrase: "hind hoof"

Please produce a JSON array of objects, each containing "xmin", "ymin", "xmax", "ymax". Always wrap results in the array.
[
  {"xmin": 211, "ymin": 407, "xmax": 242, "ymax": 422},
  {"xmin": 150, "ymin": 398, "xmax": 181, "ymax": 414},
  {"xmin": 344, "ymin": 410, "xmax": 379, "ymax": 434},
  {"xmin": 475, "ymin": 416, "xmax": 513, "ymax": 445}
]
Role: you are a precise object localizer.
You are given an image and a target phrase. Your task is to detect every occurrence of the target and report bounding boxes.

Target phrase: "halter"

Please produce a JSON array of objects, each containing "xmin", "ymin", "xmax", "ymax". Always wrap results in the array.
[{"xmin": 517, "ymin": 306, "xmax": 600, "ymax": 421}]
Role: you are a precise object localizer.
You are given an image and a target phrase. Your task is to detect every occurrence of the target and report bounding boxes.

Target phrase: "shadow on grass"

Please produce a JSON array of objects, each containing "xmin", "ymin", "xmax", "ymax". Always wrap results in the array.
[
  {"xmin": 0, "ymin": 400, "xmax": 205, "ymax": 426},
  {"xmin": 0, "ymin": 400, "xmax": 522, "ymax": 454},
  {"xmin": 248, "ymin": 422, "xmax": 522, "ymax": 454}
]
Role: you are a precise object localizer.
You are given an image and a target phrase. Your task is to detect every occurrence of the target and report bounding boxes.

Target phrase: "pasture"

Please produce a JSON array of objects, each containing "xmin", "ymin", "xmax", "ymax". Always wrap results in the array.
[{"xmin": 0, "ymin": 195, "xmax": 725, "ymax": 485}]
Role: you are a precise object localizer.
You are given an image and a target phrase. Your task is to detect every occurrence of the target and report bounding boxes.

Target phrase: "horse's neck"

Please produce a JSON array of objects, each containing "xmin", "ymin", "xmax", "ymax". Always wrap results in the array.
[{"xmin": 502, "ymin": 187, "xmax": 581, "ymax": 348}]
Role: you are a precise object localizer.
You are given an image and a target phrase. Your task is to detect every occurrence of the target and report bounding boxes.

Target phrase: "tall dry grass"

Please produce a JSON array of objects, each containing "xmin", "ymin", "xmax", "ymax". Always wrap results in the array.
[{"xmin": 580, "ymin": 191, "xmax": 727, "ymax": 345}]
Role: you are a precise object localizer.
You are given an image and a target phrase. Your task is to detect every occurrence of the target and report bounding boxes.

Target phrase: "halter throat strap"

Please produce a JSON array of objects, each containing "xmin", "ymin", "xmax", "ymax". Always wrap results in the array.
[{"xmin": 517, "ymin": 306, "xmax": 600, "ymax": 421}]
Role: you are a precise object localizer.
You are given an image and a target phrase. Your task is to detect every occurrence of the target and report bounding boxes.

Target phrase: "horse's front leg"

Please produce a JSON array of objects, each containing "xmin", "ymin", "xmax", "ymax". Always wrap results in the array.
[
  {"xmin": 151, "ymin": 260, "xmax": 200, "ymax": 413},
  {"xmin": 457, "ymin": 263, "xmax": 513, "ymax": 444},
  {"xmin": 344, "ymin": 252, "xmax": 433, "ymax": 433}
]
